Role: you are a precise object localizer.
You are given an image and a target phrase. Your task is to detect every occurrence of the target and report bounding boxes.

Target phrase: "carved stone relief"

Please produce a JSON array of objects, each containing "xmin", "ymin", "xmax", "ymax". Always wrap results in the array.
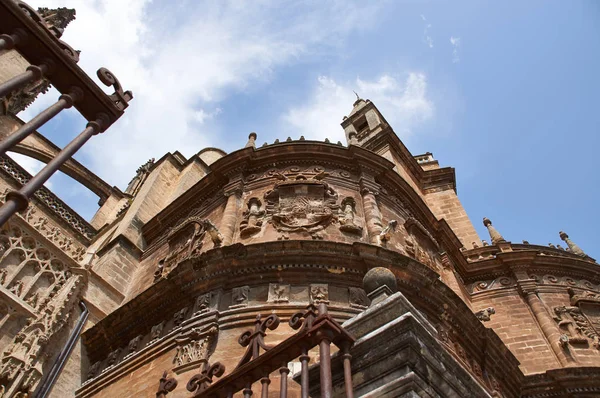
[
  {"xmin": 240, "ymin": 197, "xmax": 265, "ymax": 238},
  {"xmin": 148, "ymin": 321, "xmax": 165, "ymax": 344},
  {"xmin": 310, "ymin": 284, "xmax": 329, "ymax": 304},
  {"xmin": 230, "ymin": 286, "xmax": 249, "ymax": 309},
  {"xmin": 554, "ymin": 289, "xmax": 600, "ymax": 349},
  {"xmin": 348, "ymin": 287, "xmax": 369, "ymax": 308},
  {"xmin": 267, "ymin": 284, "xmax": 290, "ymax": 303},
  {"xmin": 0, "ymin": 218, "xmax": 85, "ymax": 398},
  {"xmin": 173, "ymin": 325, "xmax": 218, "ymax": 373},
  {"xmin": 194, "ymin": 291, "xmax": 219, "ymax": 315},
  {"xmin": 173, "ymin": 307, "xmax": 188, "ymax": 328},
  {"xmin": 264, "ymin": 172, "xmax": 339, "ymax": 237},
  {"xmin": 475, "ymin": 307, "xmax": 495, "ymax": 322},
  {"xmin": 338, "ymin": 197, "xmax": 363, "ymax": 235}
]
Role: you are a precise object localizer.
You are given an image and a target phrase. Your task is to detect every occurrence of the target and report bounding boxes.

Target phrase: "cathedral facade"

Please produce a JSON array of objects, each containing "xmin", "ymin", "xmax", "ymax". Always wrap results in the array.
[{"xmin": 1, "ymin": 3, "xmax": 600, "ymax": 398}]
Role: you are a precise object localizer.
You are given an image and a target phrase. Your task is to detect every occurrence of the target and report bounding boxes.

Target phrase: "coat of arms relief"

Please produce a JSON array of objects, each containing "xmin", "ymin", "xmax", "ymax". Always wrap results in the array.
[{"xmin": 263, "ymin": 172, "xmax": 340, "ymax": 239}]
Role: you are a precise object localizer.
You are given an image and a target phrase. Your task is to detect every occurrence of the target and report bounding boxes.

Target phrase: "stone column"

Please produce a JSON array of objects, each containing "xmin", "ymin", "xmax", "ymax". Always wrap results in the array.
[
  {"xmin": 518, "ymin": 279, "xmax": 574, "ymax": 367},
  {"xmin": 359, "ymin": 178, "xmax": 383, "ymax": 245},
  {"xmin": 221, "ymin": 183, "xmax": 242, "ymax": 246}
]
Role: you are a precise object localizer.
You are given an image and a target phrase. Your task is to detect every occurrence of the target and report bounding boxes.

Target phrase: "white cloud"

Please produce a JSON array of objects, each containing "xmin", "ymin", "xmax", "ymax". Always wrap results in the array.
[
  {"xmin": 450, "ymin": 36, "xmax": 461, "ymax": 63},
  {"xmin": 22, "ymin": 0, "xmax": 382, "ymax": 190},
  {"xmin": 282, "ymin": 73, "xmax": 434, "ymax": 143},
  {"xmin": 421, "ymin": 14, "xmax": 433, "ymax": 48}
]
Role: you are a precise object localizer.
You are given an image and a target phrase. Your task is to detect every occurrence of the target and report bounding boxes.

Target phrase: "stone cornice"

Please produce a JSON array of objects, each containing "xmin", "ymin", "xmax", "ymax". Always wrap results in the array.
[{"xmin": 82, "ymin": 240, "xmax": 512, "ymax": 380}]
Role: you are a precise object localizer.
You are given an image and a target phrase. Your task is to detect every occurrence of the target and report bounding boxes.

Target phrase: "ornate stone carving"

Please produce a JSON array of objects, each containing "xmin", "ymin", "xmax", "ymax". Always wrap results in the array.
[
  {"xmin": 240, "ymin": 197, "xmax": 265, "ymax": 238},
  {"xmin": 310, "ymin": 284, "xmax": 329, "ymax": 304},
  {"xmin": 161, "ymin": 217, "xmax": 223, "ymax": 274},
  {"xmin": 553, "ymin": 288, "xmax": 600, "ymax": 349},
  {"xmin": 267, "ymin": 283, "xmax": 290, "ymax": 303},
  {"xmin": 553, "ymin": 306, "xmax": 595, "ymax": 347},
  {"xmin": 173, "ymin": 307, "xmax": 188, "ymax": 328},
  {"xmin": 338, "ymin": 197, "xmax": 363, "ymax": 235},
  {"xmin": 475, "ymin": 307, "xmax": 495, "ymax": 322},
  {"xmin": 124, "ymin": 335, "xmax": 143, "ymax": 359},
  {"xmin": 87, "ymin": 361, "xmax": 102, "ymax": 381},
  {"xmin": 204, "ymin": 220, "xmax": 223, "ymax": 248},
  {"xmin": 106, "ymin": 348, "xmax": 121, "ymax": 368},
  {"xmin": 230, "ymin": 286, "xmax": 249, "ymax": 309},
  {"xmin": 173, "ymin": 326, "xmax": 218, "ymax": 371},
  {"xmin": 149, "ymin": 321, "xmax": 165, "ymax": 343},
  {"xmin": 194, "ymin": 291, "xmax": 218, "ymax": 315},
  {"xmin": 125, "ymin": 158, "xmax": 154, "ymax": 196},
  {"xmin": 348, "ymin": 287, "xmax": 369, "ymax": 308},
  {"xmin": 0, "ymin": 156, "xmax": 97, "ymax": 241},
  {"xmin": 264, "ymin": 172, "xmax": 339, "ymax": 236},
  {"xmin": 378, "ymin": 220, "xmax": 397, "ymax": 245}
]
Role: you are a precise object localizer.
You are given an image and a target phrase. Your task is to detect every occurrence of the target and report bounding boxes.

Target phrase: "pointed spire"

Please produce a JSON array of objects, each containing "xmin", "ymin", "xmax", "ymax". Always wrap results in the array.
[
  {"xmin": 483, "ymin": 217, "xmax": 506, "ymax": 245},
  {"xmin": 559, "ymin": 231, "xmax": 586, "ymax": 257},
  {"xmin": 245, "ymin": 132, "xmax": 257, "ymax": 148}
]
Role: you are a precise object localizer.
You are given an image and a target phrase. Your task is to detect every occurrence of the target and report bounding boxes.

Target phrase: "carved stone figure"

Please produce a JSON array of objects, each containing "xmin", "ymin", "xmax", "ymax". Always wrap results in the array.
[
  {"xmin": 475, "ymin": 307, "xmax": 495, "ymax": 322},
  {"xmin": 310, "ymin": 284, "xmax": 329, "ymax": 304},
  {"xmin": 267, "ymin": 283, "xmax": 290, "ymax": 303},
  {"xmin": 240, "ymin": 197, "xmax": 265, "ymax": 238},
  {"xmin": 194, "ymin": 292, "xmax": 213, "ymax": 315},
  {"xmin": 203, "ymin": 220, "xmax": 223, "ymax": 248},
  {"xmin": 106, "ymin": 349, "xmax": 121, "ymax": 367},
  {"xmin": 126, "ymin": 335, "xmax": 143, "ymax": 356},
  {"xmin": 379, "ymin": 220, "xmax": 397, "ymax": 244},
  {"xmin": 231, "ymin": 286, "xmax": 249, "ymax": 308},
  {"xmin": 173, "ymin": 307, "xmax": 188, "ymax": 327},
  {"xmin": 0, "ymin": 269, "xmax": 7, "ymax": 285},
  {"xmin": 9, "ymin": 281, "xmax": 24, "ymax": 297},
  {"xmin": 87, "ymin": 361, "xmax": 102, "ymax": 380},
  {"xmin": 338, "ymin": 197, "xmax": 363, "ymax": 235},
  {"xmin": 150, "ymin": 321, "xmax": 165, "ymax": 342}
]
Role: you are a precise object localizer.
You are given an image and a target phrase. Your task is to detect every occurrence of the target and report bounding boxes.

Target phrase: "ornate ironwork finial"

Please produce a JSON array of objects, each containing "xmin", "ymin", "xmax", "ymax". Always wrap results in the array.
[
  {"xmin": 483, "ymin": 217, "xmax": 505, "ymax": 245},
  {"xmin": 353, "ymin": 90, "xmax": 360, "ymax": 101},
  {"xmin": 156, "ymin": 371, "xmax": 177, "ymax": 398},
  {"xmin": 235, "ymin": 314, "xmax": 280, "ymax": 369},
  {"xmin": 559, "ymin": 231, "xmax": 586, "ymax": 257},
  {"xmin": 289, "ymin": 304, "xmax": 318, "ymax": 332},
  {"xmin": 186, "ymin": 362, "xmax": 225, "ymax": 397},
  {"xmin": 97, "ymin": 67, "xmax": 133, "ymax": 111}
]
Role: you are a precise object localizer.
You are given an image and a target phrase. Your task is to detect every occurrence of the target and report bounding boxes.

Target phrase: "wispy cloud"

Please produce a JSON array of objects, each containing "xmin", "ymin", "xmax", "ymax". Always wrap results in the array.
[
  {"xmin": 421, "ymin": 14, "xmax": 433, "ymax": 48},
  {"xmin": 282, "ymin": 73, "xmax": 434, "ymax": 143},
  {"xmin": 450, "ymin": 36, "xmax": 461, "ymax": 63},
  {"xmin": 22, "ymin": 0, "xmax": 382, "ymax": 190}
]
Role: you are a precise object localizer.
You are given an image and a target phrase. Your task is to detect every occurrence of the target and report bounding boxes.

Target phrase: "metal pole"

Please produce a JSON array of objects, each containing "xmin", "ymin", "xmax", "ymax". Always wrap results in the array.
[
  {"xmin": 341, "ymin": 343, "xmax": 354, "ymax": 398},
  {"xmin": 0, "ymin": 89, "xmax": 81, "ymax": 155},
  {"xmin": 0, "ymin": 30, "xmax": 26, "ymax": 51},
  {"xmin": 0, "ymin": 64, "xmax": 47, "ymax": 99},
  {"xmin": 0, "ymin": 115, "xmax": 106, "ymax": 226}
]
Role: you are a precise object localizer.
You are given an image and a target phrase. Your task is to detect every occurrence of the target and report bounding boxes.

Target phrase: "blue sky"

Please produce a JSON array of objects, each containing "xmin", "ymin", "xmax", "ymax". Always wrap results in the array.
[{"xmin": 13, "ymin": 0, "xmax": 599, "ymax": 258}]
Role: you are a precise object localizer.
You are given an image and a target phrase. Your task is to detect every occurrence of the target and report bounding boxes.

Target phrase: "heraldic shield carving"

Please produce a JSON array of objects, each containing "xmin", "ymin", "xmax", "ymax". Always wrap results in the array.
[{"xmin": 264, "ymin": 172, "xmax": 339, "ymax": 234}]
